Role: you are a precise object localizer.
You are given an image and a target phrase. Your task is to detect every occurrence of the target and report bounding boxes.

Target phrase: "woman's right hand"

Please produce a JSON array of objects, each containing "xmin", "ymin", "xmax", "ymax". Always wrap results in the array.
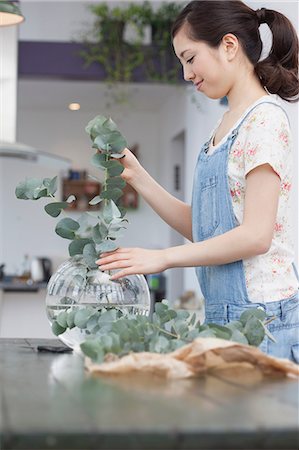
[{"xmin": 118, "ymin": 147, "xmax": 144, "ymax": 186}]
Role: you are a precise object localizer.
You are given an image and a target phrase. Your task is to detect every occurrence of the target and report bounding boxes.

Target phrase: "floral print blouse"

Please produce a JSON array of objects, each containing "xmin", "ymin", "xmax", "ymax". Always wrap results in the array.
[{"xmin": 208, "ymin": 95, "xmax": 298, "ymax": 302}]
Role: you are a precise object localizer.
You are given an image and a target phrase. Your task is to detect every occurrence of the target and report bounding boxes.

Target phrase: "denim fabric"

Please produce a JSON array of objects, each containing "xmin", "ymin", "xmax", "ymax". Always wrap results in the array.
[{"xmin": 191, "ymin": 101, "xmax": 299, "ymax": 362}]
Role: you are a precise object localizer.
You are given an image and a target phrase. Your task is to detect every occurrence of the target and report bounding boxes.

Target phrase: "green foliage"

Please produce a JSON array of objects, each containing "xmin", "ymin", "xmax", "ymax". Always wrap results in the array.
[
  {"xmin": 80, "ymin": 1, "xmax": 183, "ymax": 86},
  {"xmin": 16, "ymin": 115, "xmax": 129, "ymax": 270},
  {"xmin": 45, "ymin": 202, "xmax": 68, "ymax": 217},
  {"xmin": 51, "ymin": 301, "xmax": 274, "ymax": 363},
  {"xmin": 15, "ymin": 176, "xmax": 58, "ymax": 200}
]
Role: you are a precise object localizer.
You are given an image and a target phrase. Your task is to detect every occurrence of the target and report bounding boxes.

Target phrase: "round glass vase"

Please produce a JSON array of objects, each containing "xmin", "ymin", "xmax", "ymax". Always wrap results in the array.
[{"xmin": 46, "ymin": 256, "xmax": 152, "ymax": 349}]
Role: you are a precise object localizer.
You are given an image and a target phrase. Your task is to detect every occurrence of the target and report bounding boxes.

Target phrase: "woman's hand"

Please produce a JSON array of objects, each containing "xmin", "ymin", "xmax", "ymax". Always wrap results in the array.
[
  {"xmin": 96, "ymin": 247, "xmax": 169, "ymax": 280},
  {"xmin": 118, "ymin": 148, "xmax": 144, "ymax": 186}
]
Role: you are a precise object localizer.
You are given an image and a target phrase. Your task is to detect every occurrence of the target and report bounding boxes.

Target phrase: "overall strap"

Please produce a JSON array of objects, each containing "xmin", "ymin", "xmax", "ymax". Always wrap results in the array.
[
  {"xmin": 231, "ymin": 101, "xmax": 290, "ymax": 139},
  {"xmin": 292, "ymin": 262, "xmax": 299, "ymax": 282}
]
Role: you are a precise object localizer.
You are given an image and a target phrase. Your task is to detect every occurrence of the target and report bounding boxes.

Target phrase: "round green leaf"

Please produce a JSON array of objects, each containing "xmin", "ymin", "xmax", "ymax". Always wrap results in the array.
[
  {"xmin": 101, "ymin": 188, "xmax": 123, "ymax": 202},
  {"xmin": 52, "ymin": 321, "xmax": 66, "ymax": 336},
  {"xmin": 91, "ymin": 153, "xmax": 107, "ymax": 168},
  {"xmin": 55, "ymin": 218, "xmax": 80, "ymax": 240},
  {"xmin": 44, "ymin": 202, "xmax": 68, "ymax": 217},
  {"xmin": 83, "ymin": 243, "xmax": 98, "ymax": 269},
  {"xmin": 244, "ymin": 317, "xmax": 265, "ymax": 346},
  {"xmin": 89, "ymin": 195, "xmax": 102, "ymax": 206},
  {"xmin": 107, "ymin": 176, "xmax": 126, "ymax": 190},
  {"xmin": 68, "ymin": 238, "xmax": 93, "ymax": 256}
]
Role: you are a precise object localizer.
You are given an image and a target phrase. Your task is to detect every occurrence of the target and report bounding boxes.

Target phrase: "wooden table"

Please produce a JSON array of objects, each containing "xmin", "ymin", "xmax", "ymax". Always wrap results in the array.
[{"xmin": 0, "ymin": 338, "xmax": 298, "ymax": 450}]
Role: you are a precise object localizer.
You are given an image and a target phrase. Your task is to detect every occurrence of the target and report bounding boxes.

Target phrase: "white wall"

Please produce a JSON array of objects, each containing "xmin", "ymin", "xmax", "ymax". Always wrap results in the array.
[
  {"xmin": 19, "ymin": 1, "xmax": 95, "ymax": 42},
  {"xmin": 1, "ymin": 158, "xmax": 67, "ymax": 274}
]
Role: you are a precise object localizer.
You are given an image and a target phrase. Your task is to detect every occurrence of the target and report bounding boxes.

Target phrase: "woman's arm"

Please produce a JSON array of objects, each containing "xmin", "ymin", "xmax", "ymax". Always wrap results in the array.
[
  {"xmin": 98, "ymin": 164, "xmax": 280, "ymax": 279},
  {"xmin": 121, "ymin": 148, "xmax": 193, "ymax": 241}
]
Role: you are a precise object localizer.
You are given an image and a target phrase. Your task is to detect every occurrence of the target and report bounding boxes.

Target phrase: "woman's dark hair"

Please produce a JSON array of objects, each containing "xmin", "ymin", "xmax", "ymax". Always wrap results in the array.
[{"xmin": 172, "ymin": 1, "xmax": 298, "ymax": 102}]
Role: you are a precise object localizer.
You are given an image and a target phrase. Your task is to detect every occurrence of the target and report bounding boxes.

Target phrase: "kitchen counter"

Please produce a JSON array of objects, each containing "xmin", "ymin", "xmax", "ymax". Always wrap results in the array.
[
  {"xmin": 0, "ymin": 279, "xmax": 47, "ymax": 292},
  {"xmin": 0, "ymin": 338, "xmax": 298, "ymax": 450}
]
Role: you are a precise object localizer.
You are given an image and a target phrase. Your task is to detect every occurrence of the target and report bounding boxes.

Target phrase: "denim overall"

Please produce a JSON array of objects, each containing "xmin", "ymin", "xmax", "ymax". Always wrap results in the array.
[{"xmin": 192, "ymin": 102, "xmax": 299, "ymax": 362}]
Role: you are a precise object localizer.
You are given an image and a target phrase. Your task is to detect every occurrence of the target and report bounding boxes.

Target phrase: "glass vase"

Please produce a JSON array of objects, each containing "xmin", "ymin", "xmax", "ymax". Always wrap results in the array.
[{"xmin": 46, "ymin": 256, "xmax": 152, "ymax": 349}]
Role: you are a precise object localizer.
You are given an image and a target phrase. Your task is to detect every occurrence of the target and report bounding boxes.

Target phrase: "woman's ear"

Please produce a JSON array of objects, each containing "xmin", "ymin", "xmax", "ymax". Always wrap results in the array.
[{"xmin": 221, "ymin": 33, "xmax": 239, "ymax": 61}]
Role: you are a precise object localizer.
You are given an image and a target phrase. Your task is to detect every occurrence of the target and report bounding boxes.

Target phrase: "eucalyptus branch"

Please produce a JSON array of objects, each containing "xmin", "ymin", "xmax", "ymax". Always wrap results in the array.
[
  {"xmin": 50, "ymin": 301, "xmax": 273, "ymax": 363},
  {"xmin": 15, "ymin": 115, "xmax": 128, "ymax": 269}
]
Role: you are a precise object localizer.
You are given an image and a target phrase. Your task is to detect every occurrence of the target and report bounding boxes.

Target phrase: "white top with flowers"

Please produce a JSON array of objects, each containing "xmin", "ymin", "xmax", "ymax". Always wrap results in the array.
[{"xmin": 207, "ymin": 95, "xmax": 298, "ymax": 303}]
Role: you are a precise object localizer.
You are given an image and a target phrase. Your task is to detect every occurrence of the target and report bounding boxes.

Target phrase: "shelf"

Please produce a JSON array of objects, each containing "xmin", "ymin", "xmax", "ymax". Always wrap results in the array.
[{"xmin": 62, "ymin": 179, "xmax": 101, "ymax": 211}]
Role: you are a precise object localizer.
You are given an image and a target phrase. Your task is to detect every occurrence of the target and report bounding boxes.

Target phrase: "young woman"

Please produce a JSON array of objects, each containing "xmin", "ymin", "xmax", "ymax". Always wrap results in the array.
[{"xmin": 97, "ymin": 1, "xmax": 299, "ymax": 361}]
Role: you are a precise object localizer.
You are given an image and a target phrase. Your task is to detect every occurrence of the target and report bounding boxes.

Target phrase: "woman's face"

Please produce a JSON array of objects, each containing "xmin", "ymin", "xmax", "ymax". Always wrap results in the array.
[{"xmin": 173, "ymin": 27, "xmax": 233, "ymax": 99}]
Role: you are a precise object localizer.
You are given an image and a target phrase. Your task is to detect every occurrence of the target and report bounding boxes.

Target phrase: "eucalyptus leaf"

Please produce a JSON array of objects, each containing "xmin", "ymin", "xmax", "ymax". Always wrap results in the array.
[
  {"xmin": 52, "ymin": 321, "xmax": 66, "ymax": 336},
  {"xmin": 55, "ymin": 218, "xmax": 80, "ymax": 240},
  {"xmin": 100, "ymin": 160, "xmax": 124, "ymax": 176},
  {"xmin": 66, "ymin": 309, "xmax": 77, "ymax": 329},
  {"xmin": 102, "ymin": 200, "xmax": 122, "ymax": 223},
  {"xmin": 15, "ymin": 181, "xmax": 29, "ymax": 199},
  {"xmin": 230, "ymin": 329, "xmax": 249, "ymax": 345},
  {"xmin": 56, "ymin": 311, "xmax": 68, "ymax": 328},
  {"xmin": 89, "ymin": 196, "xmax": 102, "ymax": 206},
  {"xmin": 68, "ymin": 238, "xmax": 93, "ymax": 257},
  {"xmin": 85, "ymin": 115, "xmax": 108, "ymax": 141},
  {"xmin": 240, "ymin": 308, "xmax": 266, "ymax": 326},
  {"xmin": 107, "ymin": 176, "xmax": 126, "ymax": 190},
  {"xmin": 97, "ymin": 240, "xmax": 118, "ymax": 253},
  {"xmin": 42, "ymin": 178, "xmax": 52, "ymax": 188},
  {"xmin": 44, "ymin": 202, "xmax": 68, "ymax": 217},
  {"xmin": 244, "ymin": 317, "xmax": 265, "ymax": 347},
  {"xmin": 48, "ymin": 176, "xmax": 58, "ymax": 195},
  {"xmin": 92, "ymin": 223, "xmax": 106, "ymax": 244},
  {"xmin": 16, "ymin": 178, "xmax": 46, "ymax": 200},
  {"xmin": 83, "ymin": 242, "xmax": 98, "ymax": 269},
  {"xmin": 101, "ymin": 188, "xmax": 123, "ymax": 202},
  {"xmin": 66, "ymin": 195, "xmax": 76, "ymax": 203},
  {"xmin": 74, "ymin": 308, "xmax": 96, "ymax": 329},
  {"xmin": 34, "ymin": 187, "xmax": 48, "ymax": 199},
  {"xmin": 94, "ymin": 131, "xmax": 127, "ymax": 154},
  {"xmin": 91, "ymin": 153, "xmax": 107, "ymax": 168},
  {"xmin": 207, "ymin": 323, "xmax": 232, "ymax": 340},
  {"xmin": 80, "ymin": 338, "xmax": 104, "ymax": 362}
]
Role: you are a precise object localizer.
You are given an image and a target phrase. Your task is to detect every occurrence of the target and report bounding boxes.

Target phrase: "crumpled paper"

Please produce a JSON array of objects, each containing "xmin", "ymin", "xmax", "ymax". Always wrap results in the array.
[{"xmin": 85, "ymin": 337, "xmax": 299, "ymax": 379}]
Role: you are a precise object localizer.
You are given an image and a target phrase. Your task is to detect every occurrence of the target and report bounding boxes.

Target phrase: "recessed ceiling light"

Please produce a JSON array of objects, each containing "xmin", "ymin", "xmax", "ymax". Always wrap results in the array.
[{"xmin": 68, "ymin": 103, "xmax": 81, "ymax": 111}]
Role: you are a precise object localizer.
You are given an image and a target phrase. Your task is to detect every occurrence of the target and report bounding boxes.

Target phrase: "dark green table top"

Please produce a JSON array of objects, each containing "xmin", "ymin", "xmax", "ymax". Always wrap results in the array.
[{"xmin": 0, "ymin": 338, "xmax": 298, "ymax": 450}]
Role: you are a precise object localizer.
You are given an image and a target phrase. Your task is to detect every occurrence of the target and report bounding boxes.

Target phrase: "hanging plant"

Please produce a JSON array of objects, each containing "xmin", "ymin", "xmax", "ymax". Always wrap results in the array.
[
  {"xmin": 80, "ymin": 3, "xmax": 146, "ymax": 83},
  {"xmin": 79, "ymin": 1, "xmax": 183, "ymax": 86}
]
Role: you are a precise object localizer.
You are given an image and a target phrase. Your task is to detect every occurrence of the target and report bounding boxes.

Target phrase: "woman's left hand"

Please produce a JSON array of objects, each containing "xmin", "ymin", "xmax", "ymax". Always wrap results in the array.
[{"xmin": 96, "ymin": 248, "xmax": 168, "ymax": 280}]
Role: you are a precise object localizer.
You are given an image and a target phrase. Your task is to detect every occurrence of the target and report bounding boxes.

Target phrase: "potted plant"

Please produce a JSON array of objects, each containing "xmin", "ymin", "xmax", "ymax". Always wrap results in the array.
[{"xmin": 15, "ymin": 116, "xmax": 152, "ymax": 348}]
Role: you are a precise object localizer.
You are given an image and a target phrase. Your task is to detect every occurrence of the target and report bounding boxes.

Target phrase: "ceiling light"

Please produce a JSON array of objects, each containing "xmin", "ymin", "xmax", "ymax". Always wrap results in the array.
[
  {"xmin": 68, "ymin": 103, "xmax": 81, "ymax": 111},
  {"xmin": 0, "ymin": 1, "xmax": 24, "ymax": 27}
]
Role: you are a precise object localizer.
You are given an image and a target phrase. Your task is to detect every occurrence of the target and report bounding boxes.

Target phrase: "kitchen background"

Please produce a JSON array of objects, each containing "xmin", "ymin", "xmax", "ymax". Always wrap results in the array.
[{"xmin": 0, "ymin": 1, "xmax": 298, "ymax": 324}]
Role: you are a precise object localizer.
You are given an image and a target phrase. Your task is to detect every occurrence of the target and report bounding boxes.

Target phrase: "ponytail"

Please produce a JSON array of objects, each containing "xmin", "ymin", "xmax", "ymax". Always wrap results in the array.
[{"xmin": 255, "ymin": 8, "xmax": 299, "ymax": 102}]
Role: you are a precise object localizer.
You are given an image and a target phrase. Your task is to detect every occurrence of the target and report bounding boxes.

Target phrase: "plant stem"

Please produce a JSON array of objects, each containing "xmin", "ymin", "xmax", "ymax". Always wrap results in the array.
[
  {"xmin": 154, "ymin": 325, "xmax": 178, "ymax": 339},
  {"xmin": 264, "ymin": 316, "xmax": 276, "ymax": 326}
]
